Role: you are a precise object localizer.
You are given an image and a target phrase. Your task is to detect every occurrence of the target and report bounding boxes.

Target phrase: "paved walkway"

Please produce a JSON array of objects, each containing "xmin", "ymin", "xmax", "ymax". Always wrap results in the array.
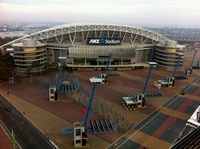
[
  {"xmin": 0, "ymin": 88, "xmax": 109, "ymax": 149},
  {"xmin": 107, "ymin": 72, "xmax": 200, "ymax": 149}
]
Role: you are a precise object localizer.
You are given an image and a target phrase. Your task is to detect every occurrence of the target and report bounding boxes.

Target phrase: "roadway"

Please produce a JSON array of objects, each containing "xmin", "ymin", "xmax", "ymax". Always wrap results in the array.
[{"xmin": 0, "ymin": 95, "xmax": 56, "ymax": 149}]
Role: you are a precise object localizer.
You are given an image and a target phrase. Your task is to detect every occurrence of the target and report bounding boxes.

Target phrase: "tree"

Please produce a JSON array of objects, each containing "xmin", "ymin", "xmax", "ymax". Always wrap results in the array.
[
  {"xmin": 26, "ymin": 66, "xmax": 32, "ymax": 77},
  {"xmin": 26, "ymin": 66, "xmax": 33, "ymax": 83},
  {"xmin": 64, "ymin": 65, "xmax": 73, "ymax": 78},
  {"xmin": 43, "ymin": 62, "xmax": 50, "ymax": 73},
  {"xmin": 31, "ymin": 61, "xmax": 41, "ymax": 68},
  {"xmin": 0, "ymin": 52, "xmax": 15, "ymax": 79},
  {"xmin": 0, "ymin": 64, "xmax": 12, "ymax": 80},
  {"xmin": 31, "ymin": 61, "xmax": 42, "ymax": 74},
  {"xmin": 49, "ymin": 62, "xmax": 58, "ymax": 71},
  {"xmin": 2, "ymin": 53, "xmax": 15, "ymax": 68}
]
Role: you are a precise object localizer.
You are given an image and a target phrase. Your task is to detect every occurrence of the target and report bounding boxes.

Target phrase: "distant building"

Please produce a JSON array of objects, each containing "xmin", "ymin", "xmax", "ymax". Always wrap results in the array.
[{"xmin": 0, "ymin": 23, "xmax": 184, "ymax": 72}]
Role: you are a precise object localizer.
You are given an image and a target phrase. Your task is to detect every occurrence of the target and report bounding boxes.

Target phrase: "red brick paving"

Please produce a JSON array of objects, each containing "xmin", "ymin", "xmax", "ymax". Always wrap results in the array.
[
  {"xmin": 140, "ymin": 103, "xmax": 157, "ymax": 115},
  {"xmin": 1, "ymin": 59, "xmax": 198, "ymax": 145},
  {"xmin": 153, "ymin": 116, "xmax": 177, "ymax": 139},
  {"xmin": 110, "ymin": 75, "xmax": 144, "ymax": 89},
  {"xmin": 153, "ymin": 99, "xmax": 194, "ymax": 139},
  {"xmin": 0, "ymin": 126, "xmax": 12, "ymax": 149},
  {"xmin": 193, "ymin": 87, "xmax": 200, "ymax": 96},
  {"xmin": 0, "ymin": 77, "xmax": 123, "ymax": 143},
  {"xmin": 2, "ymin": 83, "xmax": 94, "ymax": 123},
  {"xmin": 96, "ymin": 87, "xmax": 126, "ymax": 104},
  {"xmin": 2, "ymin": 68, "xmax": 189, "ymax": 125}
]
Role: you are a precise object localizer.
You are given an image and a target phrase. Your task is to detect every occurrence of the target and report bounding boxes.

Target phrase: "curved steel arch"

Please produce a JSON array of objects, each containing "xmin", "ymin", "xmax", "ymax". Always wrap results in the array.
[{"xmin": 0, "ymin": 23, "xmax": 172, "ymax": 48}]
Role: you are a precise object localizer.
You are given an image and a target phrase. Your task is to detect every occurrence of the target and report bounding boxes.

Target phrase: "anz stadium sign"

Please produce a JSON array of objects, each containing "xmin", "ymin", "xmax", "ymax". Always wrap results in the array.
[{"xmin": 87, "ymin": 37, "xmax": 121, "ymax": 45}]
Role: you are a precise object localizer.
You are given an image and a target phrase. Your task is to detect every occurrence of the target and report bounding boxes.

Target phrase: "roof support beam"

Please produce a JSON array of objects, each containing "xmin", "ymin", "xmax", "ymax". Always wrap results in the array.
[{"xmin": 0, "ymin": 24, "xmax": 171, "ymax": 48}]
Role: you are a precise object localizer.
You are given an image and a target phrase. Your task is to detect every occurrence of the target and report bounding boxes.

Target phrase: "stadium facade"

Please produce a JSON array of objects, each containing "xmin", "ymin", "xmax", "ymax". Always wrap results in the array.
[{"xmin": 0, "ymin": 23, "xmax": 184, "ymax": 73}]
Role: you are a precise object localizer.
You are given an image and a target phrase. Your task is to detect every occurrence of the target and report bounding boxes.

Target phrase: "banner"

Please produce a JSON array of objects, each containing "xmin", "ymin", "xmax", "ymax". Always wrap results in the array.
[{"xmin": 87, "ymin": 37, "xmax": 121, "ymax": 45}]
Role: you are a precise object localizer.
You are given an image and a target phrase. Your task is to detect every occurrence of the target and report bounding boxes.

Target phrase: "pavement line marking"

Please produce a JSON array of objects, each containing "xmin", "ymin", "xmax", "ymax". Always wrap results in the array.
[
  {"xmin": 153, "ymin": 99, "xmax": 193, "ymax": 139},
  {"xmin": 0, "ymin": 88, "xmax": 110, "ymax": 149},
  {"xmin": 180, "ymin": 94, "xmax": 200, "ymax": 102},
  {"xmin": 153, "ymin": 116, "xmax": 177, "ymax": 139},
  {"xmin": 111, "ymin": 76, "xmax": 200, "ymax": 149},
  {"xmin": 192, "ymin": 82, "xmax": 200, "ymax": 87},
  {"xmin": 159, "ymin": 107, "xmax": 190, "ymax": 120},
  {"xmin": 0, "ymin": 119, "xmax": 12, "ymax": 140},
  {"xmin": 129, "ymin": 131, "xmax": 170, "ymax": 149}
]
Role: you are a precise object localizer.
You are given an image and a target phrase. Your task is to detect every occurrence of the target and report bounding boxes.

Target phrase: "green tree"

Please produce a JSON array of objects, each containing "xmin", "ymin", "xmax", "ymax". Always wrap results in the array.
[
  {"xmin": 26, "ymin": 66, "xmax": 32, "ymax": 77},
  {"xmin": 49, "ymin": 62, "xmax": 58, "ymax": 71},
  {"xmin": 64, "ymin": 65, "xmax": 73, "ymax": 78},
  {"xmin": 0, "ymin": 52, "xmax": 15, "ymax": 80},
  {"xmin": 2, "ymin": 53, "xmax": 15, "ymax": 68},
  {"xmin": 44, "ymin": 62, "xmax": 50, "ymax": 72},
  {"xmin": 26, "ymin": 66, "xmax": 33, "ymax": 83},
  {"xmin": 0, "ymin": 64, "xmax": 12, "ymax": 80},
  {"xmin": 31, "ymin": 61, "xmax": 41, "ymax": 68}
]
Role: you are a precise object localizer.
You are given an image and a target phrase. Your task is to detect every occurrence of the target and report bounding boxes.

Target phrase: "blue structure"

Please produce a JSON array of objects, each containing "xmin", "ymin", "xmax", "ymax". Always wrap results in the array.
[
  {"xmin": 139, "ymin": 62, "xmax": 157, "ymax": 107},
  {"xmin": 82, "ymin": 77, "xmax": 102, "ymax": 130},
  {"xmin": 122, "ymin": 62, "xmax": 157, "ymax": 109},
  {"xmin": 142, "ymin": 62, "xmax": 157, "ymax": 94},
  {"xmin": 186, "ymin": 49, "xmax": 198, "ymax": 76},
  {"xmin": 56, "ymin": 57, "xmax": 66, "ymax": 92}
]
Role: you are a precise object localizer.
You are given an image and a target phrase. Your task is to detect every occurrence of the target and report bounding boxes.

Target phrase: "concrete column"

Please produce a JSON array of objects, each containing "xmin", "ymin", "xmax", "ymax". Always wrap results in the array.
[
  {"xmin": 121, "ymin": 58, "xmax": 123, "ymax": 65},
  {"xmin": 0, "ymin": 48, "xmax": 5, "ymax": 55},
  {"xmin": 52, "ymin": 49, "xmax": 55, "ymax": 63},
  {"xmin": 60, "ymin": 49, "xmax": 62, "ymax": 57}
]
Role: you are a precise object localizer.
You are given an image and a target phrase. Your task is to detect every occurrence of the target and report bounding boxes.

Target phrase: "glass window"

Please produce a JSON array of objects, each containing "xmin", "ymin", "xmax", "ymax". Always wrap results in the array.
[
  {"xmin": 76, "ymin": 140, "xmax": 81, "ymax": 144},
  {"xmin": 75, "ymin": 129, "xmax": 81, "ymax": 136}
]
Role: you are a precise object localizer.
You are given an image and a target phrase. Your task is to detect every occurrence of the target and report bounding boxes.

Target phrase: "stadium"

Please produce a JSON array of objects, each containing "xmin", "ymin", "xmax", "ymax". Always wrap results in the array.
[{"xmin": 0, "ymin": 23, "xmax": 184, "ymax": 73}]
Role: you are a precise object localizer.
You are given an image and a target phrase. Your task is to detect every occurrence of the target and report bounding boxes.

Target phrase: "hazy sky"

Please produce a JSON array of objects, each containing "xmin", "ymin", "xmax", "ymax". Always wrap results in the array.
[{"xmin": 0, "ymin": 0, "xmax": 200, "ymax": 27}]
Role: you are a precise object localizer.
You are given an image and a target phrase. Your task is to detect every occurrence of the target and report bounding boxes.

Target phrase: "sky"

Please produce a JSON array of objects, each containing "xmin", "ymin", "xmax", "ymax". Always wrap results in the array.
[{"xmin": 0, "ymin": 0, "xmax": 200, "ymax": 27}]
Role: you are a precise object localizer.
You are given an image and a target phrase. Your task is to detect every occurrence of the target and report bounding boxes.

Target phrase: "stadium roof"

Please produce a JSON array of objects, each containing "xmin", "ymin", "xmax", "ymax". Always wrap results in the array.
[{"xmin": 0, "ymin": 23, "xmax": 174, "ymax": 49}]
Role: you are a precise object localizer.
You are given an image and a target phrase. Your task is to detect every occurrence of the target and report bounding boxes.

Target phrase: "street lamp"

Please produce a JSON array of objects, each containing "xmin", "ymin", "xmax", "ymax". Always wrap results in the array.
[{"xmin": 11, "ymin": 121, "xmax": 24, "ymax": 148}]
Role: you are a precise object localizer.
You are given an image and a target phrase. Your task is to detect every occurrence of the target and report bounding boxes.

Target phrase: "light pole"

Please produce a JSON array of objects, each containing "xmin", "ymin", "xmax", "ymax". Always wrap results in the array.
[
  {"xmin": 142, "ymin": 62, "xmax": 157, "ymax": 94},
  {"xmin": 138, "ymin": 62, "xmax": 157, "ymax": 107},
  {"xmin": 11, "ymin": 121, "xmax": 24, "ymax": 148}
]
